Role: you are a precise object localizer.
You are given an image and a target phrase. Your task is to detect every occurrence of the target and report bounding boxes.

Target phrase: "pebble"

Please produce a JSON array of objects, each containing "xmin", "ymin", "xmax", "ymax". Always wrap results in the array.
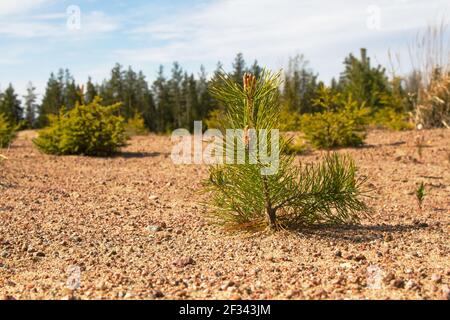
[
  {"xmin": 354, "ymin": 254, "xmax": 366, "ymax": 262},
  {"xmin": 392, "ymin": 278, "xmax": 405, "ymax": 289},
  {"xmin": 152, "ymin": 290, "xmax": 164, "ymax": 298},
  {"xmin": 173, "ymin": 257, "xmax": 194, "ymax": 268},
  {"xmin": 431, "ymin": 274, "xmax": 442, "ymax": 283},
  {"xmin": 146, "ymin": 225, "xmax": 162, "ymax": 233}
]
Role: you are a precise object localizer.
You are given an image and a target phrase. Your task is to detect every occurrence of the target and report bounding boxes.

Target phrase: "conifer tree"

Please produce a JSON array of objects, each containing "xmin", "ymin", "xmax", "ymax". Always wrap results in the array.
[
  {"xmin": 38, "ymin": 72, "xmax": 64, "ymax": 127},
  {"xmin": 204, "ymin": 71, "xmax": 369, "ymax": 231},
  {"xmin": 339, "ymin": 48, "xmax": 391, "ymax": 112},
  {"xmin": 152, "ymin": 66, "xmax": 172, "ymax": 132},
  {"xmin": 23, "ymin": 82, "xmax": 38, "ymax": 128},
  {"xmin": 85, "ymin": 77, "xmax": 98, "ymax": 104},
  {"xmin": 232, "ymin": 53, "xmax": 246, "ymax": 86},
  {"xmin": 0, "ymin": 84, "xmax": 22, "ymax": 125}
]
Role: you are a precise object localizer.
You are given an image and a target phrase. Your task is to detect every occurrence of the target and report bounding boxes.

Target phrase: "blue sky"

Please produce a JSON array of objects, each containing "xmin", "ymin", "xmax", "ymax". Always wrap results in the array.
[{"xmin": 0, "ymin": 0, "xmax": 449, "ymax": 99}]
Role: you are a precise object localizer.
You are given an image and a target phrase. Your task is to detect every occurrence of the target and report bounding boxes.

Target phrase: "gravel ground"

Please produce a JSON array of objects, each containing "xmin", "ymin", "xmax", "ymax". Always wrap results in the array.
[{"xmin": 0, "ymin": 129, "xmax": 449, "ymax": 300}]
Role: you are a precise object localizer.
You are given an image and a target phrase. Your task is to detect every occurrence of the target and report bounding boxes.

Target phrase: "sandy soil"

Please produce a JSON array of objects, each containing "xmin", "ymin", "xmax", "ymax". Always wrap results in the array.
[{"xmin": 0, "ymin": 129, "xmax": 449, "ymax": 300}]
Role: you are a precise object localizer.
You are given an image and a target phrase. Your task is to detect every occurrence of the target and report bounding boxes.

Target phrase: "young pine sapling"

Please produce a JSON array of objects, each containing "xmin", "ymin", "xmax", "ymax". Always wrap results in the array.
[{"xmin": 203, "ymin": 70, "xmax": 370, "ymax": 231}]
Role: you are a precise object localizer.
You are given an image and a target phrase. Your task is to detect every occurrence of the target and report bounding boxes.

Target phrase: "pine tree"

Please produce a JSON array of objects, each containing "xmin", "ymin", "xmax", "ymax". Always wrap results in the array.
[
  {"xmin": 136, "ymin": 71, "xmax": 156, "ymax": 131},
  {"xmin": 339, "ymin": 48, "xmax": 391, "ymax": 112},
  {"xmin": 232, "ymin": 53, "xmax": 246, "ymax": 86},
  {"xmin": 85, "ymin": 77, "xmax": 98, "ymax": 104},
  {"xmin": 0, "ymin": 84, "xmax": 22, "ymax": 125},
  {"xmin": 152, "ymin": 66, "xmax": 172, "ymax": 132},
  {"xmin": 282, "ymin": 55, "xmax": 319, "ymax": 114},
  {"xmin": 204, "ymin": 71, "xmax": 369, "ymax": 231},
  {"xmin": 197, "ymin": 65, "xmax": 215, "ymax": 122},
  {"xmin": 23, "ymin": 82, "xmax": 38, "ymax": 128},
  {"xmin": 169, "ymin": 62, "xmax": 184, "ymax": 129},
  {"xmin": 63, "ymin": 69, "xmax": 81, "ymax": 110},
  {"xmin": 102, "ymin": 63, "xmax": 124, "ymax": 107},
  {"xmin": 38, "ymin": 72, "xmax": 64, "ymax": 127}
]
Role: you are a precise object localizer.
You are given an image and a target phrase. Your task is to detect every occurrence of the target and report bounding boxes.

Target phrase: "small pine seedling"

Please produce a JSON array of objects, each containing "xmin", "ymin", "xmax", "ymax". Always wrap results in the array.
[
  {"xmin": 415, "ymin": 182, "xmax": 426, "ymax": 210},
  {"xmin": 204, "ymin": 70, "xmax": 370, "ymax": 232}
]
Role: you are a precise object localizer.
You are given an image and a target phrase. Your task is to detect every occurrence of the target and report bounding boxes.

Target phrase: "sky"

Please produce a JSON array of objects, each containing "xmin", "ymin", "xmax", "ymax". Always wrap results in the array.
[{"xmin": 0, "ymin": 0, "xmax": 449, "ymax": 99}]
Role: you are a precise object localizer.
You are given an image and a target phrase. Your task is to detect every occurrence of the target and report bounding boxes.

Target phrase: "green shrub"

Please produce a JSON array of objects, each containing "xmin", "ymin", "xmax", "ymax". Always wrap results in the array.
[
  {"xmin": 372, "ymin": 108, "xmax": 413, "ymax": 131},
  {"xmin": 125, "ymin": 113, "xmax": 148, "ymax": 136},
  {"xmin": 279, "ymin": 109, "xmax": 302, "ymax": 131},
  {"xmin": 204, "ymin": 109, "xmax": 226, "ymax": 131},
  {"xmin": 282, "ymin": 135, "xmax": 310, "ymax": 155},
  {"xmin": 0, "ymin": 113, "xmax": 16, "ymax": 148},
  {"xmin": 33, "ymin": 97, "xmax": 127, "ymax": 156},
  {"xmin": 301, "ymin": 95, "xmax": 369, "ymax": 149}
]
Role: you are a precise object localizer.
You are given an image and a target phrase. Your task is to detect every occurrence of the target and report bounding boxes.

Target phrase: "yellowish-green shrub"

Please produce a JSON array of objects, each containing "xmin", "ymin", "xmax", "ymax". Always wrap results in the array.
[
  {"xmin": 33, "ymin": 97, "xmax": 127, "ymax": 156},
  {"xmin": 279, "ymin": 109, "xmax": 302, "ymax": 131},
  {"xmin": 301, "ymin": 87, "xmax": 370, "ymax": 149},
  {"xmin": 0, "ymin": 113, "xmax": 16, "ymax": 148},
  {"xmin": 204, "ymin": 109, "xmax": 226, "ymax": 131},
  {"xmin": 282, "ymin": 135, "xmax": 310, "ymax": 155},
  {"xmin": 125, "ymin": 113, "xmax": 148, "ymax": 136},
  {"xmin": 372, "ymin": 108, "xmax": 414, "ymax": 131}
]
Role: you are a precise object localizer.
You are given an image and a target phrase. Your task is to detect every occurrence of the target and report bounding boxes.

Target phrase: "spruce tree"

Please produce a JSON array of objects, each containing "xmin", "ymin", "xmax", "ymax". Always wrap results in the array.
[
  {"xmin": 204, "ymin": 71, "xmax": 369, "ymax": 231},
  {"xmin": 23, "ymin": 82, "xmax": 38, "ymax": 128},
  {"xmin": 85, "ymin": 77, "xmax": 98, "ymax": 104},
  {"xmin": 152, "ymin": 66, "xmax": 172, "ymax": 132},
  {"xmin": 0, "ymin": 84, "xmax": 22, "ymax": 125},
  {"xmin": 38, "ymin": 72, "xmax": 64, "ymax": 127},
  {"xmin": 339, "ymin": 48, "xmax": 392, "ymax": 112},
  {"xmin": 232, "ymin": 53, "xmax": 246, "ymax": 86}
]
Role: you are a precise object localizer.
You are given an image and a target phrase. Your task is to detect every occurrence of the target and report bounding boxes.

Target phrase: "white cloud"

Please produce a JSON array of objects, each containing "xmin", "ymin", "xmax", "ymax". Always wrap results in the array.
[
  {"xmin": 0, "ymin": 0, "xmax": 52, "ymax": 15},
  {"xmin": 117, "ymin": 0, "xmax": 449, "ymax": 78},
  {"xmin": 0, "ymin": 10, "xmax": 120, "ymax": 38}
]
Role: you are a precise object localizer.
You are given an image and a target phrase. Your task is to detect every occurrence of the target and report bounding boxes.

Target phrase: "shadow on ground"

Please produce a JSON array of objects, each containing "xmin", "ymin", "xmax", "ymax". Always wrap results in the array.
[
  {"xmin": 297, "ymin": 223, "xmax": 428, "ymax": 243},
  {"xmin": 114, "ymin": 151, "xmax": 168, "ymax": 158}
]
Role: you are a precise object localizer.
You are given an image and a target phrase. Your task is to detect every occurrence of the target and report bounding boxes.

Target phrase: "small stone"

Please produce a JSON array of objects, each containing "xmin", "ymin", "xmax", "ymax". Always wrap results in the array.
[
  {"xmin": 35, "ymin": 251, "xmax": 45, "ymax": 257},
  {"xmin": 149, "ymin": 195, "xmax": 159, "ymax": 201},
  {"xmin": 153, "ymin": 290, "xmax": 164, "ymax": 298},
  {"xmin": 431, "ymin": 274, "xmax": 442, "ymax": 283},
  {"xmin": 354, "ymin": 254, "xmax": 366, "ymax": 262},
  {"xmin": 405, "ymin": 279, "xmax": 418, "ymax": 290},
  {"xmin": 392, "ymin": 278, "xmax": 405, "ymax": 289},
  {"xmin": 173, "ymin": 257, "xmax": 194, "ymax": 268},
  {"xmin": 146, "ymin": 225, "xmax": 162, "ymax": 233},
  {"xmin": 334, "ymin": 250, "xmax": 342, "ymax": 258}
]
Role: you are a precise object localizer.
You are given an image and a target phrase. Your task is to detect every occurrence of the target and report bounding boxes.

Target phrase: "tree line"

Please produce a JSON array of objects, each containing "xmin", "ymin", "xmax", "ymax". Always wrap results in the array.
[{"xmin": 0, "ymin": 50, "xmax": 420, "ymax": 132}]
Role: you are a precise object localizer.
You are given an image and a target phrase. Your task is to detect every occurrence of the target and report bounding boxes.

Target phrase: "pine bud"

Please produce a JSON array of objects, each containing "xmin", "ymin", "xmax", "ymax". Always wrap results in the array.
[{"xmin": 243, "ymin": 73, "xmax": 256, "ymax": 97}]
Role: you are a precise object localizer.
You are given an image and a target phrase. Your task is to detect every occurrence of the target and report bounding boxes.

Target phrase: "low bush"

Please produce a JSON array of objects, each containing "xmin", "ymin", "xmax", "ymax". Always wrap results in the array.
[
  {"xmin": 372, "ymin": 108, "xmax": 414, "ymax": 131},
  {"xmin": 301, "ymin": 103, "xmax": 369, "ymax": 149},
  {"xmin": 33, "ymin": 97, "xmax": 127, "ymax": 156},
  {"xmin": 282, "ymin": 135, "xmax": 310, "ymax": 155},
  {"xmin": 300, "ymin": 85, "xmax": 369, "ymax": 149},
  {"xmin": 125, "ymin": 113, "xmax": 148, "ymax": 136},
  {"xmin": 0, "ymin": 113, "xmax": 16, "ymax": 148}
]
